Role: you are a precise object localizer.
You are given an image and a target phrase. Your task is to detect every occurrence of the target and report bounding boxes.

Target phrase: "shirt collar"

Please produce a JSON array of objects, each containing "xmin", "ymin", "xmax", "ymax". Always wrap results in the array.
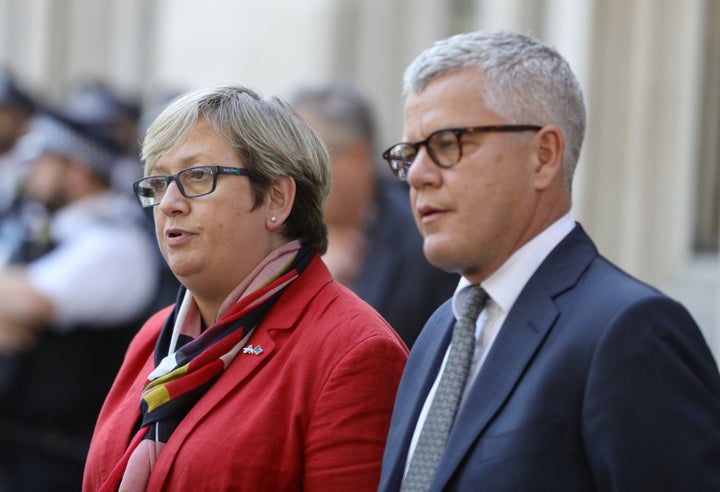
[{"xmin": 453, "ymin": 213, "xmax": 576, "ymax": 318}]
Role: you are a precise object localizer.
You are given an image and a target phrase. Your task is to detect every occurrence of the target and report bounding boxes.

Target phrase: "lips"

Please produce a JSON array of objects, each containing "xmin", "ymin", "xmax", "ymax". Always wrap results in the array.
[
  {"xmin": 164, "ymin": 228, "xmax": 193, "ymax": 245},
  {"xmin": 416, "ymin": 203, "xmax": 446, "ymax": 224}
]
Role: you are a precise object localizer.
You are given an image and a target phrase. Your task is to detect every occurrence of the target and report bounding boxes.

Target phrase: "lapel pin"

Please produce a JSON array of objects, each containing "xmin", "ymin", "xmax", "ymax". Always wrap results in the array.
[{"xmin": 242, "ymin": 344, "xmax": 263, "ymax": 355}]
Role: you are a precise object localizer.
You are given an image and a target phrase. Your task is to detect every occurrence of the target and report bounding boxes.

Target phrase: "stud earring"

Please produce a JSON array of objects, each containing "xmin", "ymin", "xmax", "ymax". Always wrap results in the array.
[{"xmin": 270, "ymin": 216, "xmax": 277, "ymax": 223}]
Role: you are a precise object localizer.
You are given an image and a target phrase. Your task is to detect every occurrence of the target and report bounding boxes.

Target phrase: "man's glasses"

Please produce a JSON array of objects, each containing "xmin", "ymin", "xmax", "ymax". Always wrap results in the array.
[
  {"xmin": 133, "ymin": 165, "xmax": 250, "ymax": 207},
  {"xmin": 382, "ymin": 124, "xmax": 543, "ymax": 180}
]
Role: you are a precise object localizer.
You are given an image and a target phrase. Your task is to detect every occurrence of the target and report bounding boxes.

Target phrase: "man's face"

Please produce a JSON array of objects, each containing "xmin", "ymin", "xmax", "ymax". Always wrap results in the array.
[
  {"xmin": 26, "ymin": 152, "xmax": 71, "ymax": 211},
  {"xmin": 294, "ymin": 109, "xmax": 374, "ymax": 227},
  {"xmin": 403, "ymin": 69, "xmax": 541, "ymax": 283},
  {"xmin": 0, "ymin": 105, "xmax": 28, "ymax": 153}
]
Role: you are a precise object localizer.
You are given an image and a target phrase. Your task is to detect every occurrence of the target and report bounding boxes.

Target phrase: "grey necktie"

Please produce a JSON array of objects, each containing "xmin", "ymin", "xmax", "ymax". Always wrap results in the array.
[{"xmin": 401, "ymin": 285, "xmax": 489, "ymax": 492}]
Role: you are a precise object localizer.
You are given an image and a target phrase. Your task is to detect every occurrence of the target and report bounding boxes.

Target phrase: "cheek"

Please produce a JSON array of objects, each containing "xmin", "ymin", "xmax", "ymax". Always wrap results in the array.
[
  {"xmin": 330, "ymin": 165, "xmax": 362, "ymax": 201},
  {"xmin": 212, "ymin": 200, "xmax": 262, "ymax": 246},
  {"xmin": 0, "ymin": 113, "xmax": 13, "ymax": 134},
  {"xmin": 153, "ymin": 213, "xmax": 164, "ymax": 246},
  {"xmin": 409, "ymin": 189, "xmax": 421, "ymax": 225},
  {"xmin": 325, "ymin": 187, "xmax": 343, "ymax": 213},
  {"xmin": 483, "ymin": 152, "xmax": 533, "ymax": 201},
  {"xmin": 28, "ymin": 164, "xmax": 60, "ymax": 197},
  {"xmin": 212, "ymin": 217, "xmax": 239, "ymax": 244}
]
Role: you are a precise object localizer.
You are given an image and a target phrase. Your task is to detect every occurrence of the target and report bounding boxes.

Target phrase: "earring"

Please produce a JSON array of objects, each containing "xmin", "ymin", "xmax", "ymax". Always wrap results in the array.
[{"xmin": 270, "ymin": 216, "xmax": 277, "ymax": 223}]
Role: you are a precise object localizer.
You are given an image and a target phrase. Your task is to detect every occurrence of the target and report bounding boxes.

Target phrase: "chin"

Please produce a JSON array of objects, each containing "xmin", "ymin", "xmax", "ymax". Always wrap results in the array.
[
  {"xmin": 422, "ymin": 237, "xmax": 458, "ymax": 272},
  {"xmin": 165, "ymin": 256, "xmax": 202, "ymax": 281}
]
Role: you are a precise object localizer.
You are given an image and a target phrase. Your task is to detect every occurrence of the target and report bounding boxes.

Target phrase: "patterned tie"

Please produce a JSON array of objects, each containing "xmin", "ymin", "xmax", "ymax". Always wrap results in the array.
[{"xmin": 401, "ymin": 285, "xmax": 489, "ymax": 492}]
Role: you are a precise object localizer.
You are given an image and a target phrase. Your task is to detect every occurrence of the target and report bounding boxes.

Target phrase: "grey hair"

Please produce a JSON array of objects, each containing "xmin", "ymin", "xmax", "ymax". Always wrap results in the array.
[
  {"xmin": 142, "ymin": 85, "xmax": 331, "ymax": 253},
  {"xmin": 404, "ymin": 30, "xmax": 586, "ymax": 191},
  {"xmin": 286, "ymin": 80, "xmax": 377, "ymax": 155}
]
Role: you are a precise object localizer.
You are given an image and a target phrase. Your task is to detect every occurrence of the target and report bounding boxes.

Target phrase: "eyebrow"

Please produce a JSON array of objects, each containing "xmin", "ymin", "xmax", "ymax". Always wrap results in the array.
[{"xmin": 148, "ymin": 155, "xmax": 215, "ymax": 175}]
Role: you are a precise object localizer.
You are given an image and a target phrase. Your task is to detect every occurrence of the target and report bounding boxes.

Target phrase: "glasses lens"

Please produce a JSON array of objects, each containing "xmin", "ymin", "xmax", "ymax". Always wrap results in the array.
[
  {"xmin": 179, "ymin": 167, "xmax": 215, "ymax": 197},
  {"xmin": 385, "ymin": 144, "xmax": 416, "ymax": 180},
  {"xmin": 428, "ymin": 130, "xmax": 461, "ymax": 167},
  {"xmin": 134, "ymin": 176, "xmax": 168, "ymax": 207}
]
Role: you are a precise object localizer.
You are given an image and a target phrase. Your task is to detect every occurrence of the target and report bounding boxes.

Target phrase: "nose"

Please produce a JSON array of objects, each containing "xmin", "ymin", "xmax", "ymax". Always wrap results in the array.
[
  {"xmin": 406, "ymin": 146, "xmax": 440, "ymax": 189},
  {"xmin": 157, "ymin": 180, "xmax": 189, "ymax": 215}
]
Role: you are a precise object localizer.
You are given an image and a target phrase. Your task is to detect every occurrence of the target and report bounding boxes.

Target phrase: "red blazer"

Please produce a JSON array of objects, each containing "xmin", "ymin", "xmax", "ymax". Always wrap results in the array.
[{"xmin": 83, "ymin": 255, "xmax": 408, "ymax": 491}]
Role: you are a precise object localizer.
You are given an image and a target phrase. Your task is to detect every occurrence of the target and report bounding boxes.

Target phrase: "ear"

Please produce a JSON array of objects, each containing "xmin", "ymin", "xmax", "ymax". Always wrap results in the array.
[
  {"xmin": 531, "ymin": 125, "xmax": 564, "ymax": 191},
  {"xmin": 266, "ymin": 175, "xmax": 296, "ymax": 229}
]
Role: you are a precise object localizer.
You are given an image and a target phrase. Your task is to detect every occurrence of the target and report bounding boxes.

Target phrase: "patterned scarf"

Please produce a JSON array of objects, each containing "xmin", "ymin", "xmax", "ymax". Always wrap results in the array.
[{"xmin": 99, "ymin": 244, "xmax": 313, "ymax": 492}]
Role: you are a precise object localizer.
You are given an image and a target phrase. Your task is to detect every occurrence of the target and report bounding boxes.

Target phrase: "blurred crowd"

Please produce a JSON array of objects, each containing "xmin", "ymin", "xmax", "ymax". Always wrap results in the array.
[{"xmin": 0, "ymin": 69, "xmax": 178, "ymax": 491}]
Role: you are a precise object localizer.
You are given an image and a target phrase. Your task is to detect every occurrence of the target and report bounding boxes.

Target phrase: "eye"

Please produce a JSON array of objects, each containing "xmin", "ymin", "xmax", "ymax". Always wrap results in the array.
[
  {"xmin": 184, "ymin": 167, "xmax": 213, "ymax": 182},
  {"xmin": 431, "ymin": 131, "xmax": 460, "ymax": 152},
  {"xmin": 144, "ymin": 177, "xmax": 168, "ymax": 192}
]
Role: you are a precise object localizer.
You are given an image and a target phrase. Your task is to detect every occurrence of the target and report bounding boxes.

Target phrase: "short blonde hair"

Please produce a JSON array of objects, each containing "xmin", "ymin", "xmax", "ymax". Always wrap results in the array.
[{"xmin": 142, "ymin": 85, "xmax": 331, "ymax": 253}]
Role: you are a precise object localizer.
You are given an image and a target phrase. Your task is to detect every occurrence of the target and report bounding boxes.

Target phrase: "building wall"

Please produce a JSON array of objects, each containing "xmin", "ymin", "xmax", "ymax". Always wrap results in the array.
[{"xmin": 1, "ymin": 0, "xmax": 718, "ymax": 358}]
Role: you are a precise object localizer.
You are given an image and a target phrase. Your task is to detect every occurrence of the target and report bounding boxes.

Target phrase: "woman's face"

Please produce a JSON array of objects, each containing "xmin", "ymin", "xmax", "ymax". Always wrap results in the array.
[{"xmin": 150, "ymin": 118, "xmax": 274, "ymax": 303}]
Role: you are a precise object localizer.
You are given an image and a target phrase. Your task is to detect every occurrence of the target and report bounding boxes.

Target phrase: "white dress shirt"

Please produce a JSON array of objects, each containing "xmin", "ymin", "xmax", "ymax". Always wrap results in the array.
[{"xmin": 404, "ymin": 213, "xmax": 576, "ymax": 475}]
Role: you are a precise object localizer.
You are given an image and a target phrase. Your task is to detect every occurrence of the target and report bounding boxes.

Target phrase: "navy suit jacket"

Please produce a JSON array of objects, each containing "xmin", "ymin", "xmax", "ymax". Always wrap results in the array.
[{"xmin": 379, "ymin": 224, "xmax": 720, "ymax": 491}]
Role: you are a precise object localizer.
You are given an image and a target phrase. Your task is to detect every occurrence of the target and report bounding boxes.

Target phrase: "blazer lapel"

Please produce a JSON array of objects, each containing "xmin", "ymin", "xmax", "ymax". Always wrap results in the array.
[
  {"xmin": 148, "ymin": 254, "xmax": 332, "ymax": 483},
  {"xmin": 432, "ymin": 224, "xmax": 598, "ymax": 490}
]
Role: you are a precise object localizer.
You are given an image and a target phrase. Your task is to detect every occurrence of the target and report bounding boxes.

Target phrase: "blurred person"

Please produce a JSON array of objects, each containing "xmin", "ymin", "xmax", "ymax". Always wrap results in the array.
[
  {"xmin": 0, "ymin": 69, "xmax": 36, "ymax": 214},
  {"xmin": 378, "ymin": 30, "xmax": 720, "ymax": 491},
  {"xmin": 64, "ymin": 79, "xmax": 144, "ymax": 193},
  {"xmin": 83, "ymin": 85, "xmax": 408, "ymax": 491},
  {"xmin": 66, "ymin": 81, "xmax": 182, "ymax": 315},
  {"xmin": 0, "ymin": 69, "xmax": 43, "ymax": 267},
  {"xmin": 0, "ymin": 109, "xmax": 160, "ymax": 491},
  {"xmin": 288, "ymin": 81, "xmax": 457, "ymax": 347}
]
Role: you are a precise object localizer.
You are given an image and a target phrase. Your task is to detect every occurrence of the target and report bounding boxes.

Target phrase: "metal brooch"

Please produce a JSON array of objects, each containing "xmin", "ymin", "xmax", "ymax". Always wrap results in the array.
[{"xmin": 242, "ymin": 344, "xmax": 263, "ymax": 355}]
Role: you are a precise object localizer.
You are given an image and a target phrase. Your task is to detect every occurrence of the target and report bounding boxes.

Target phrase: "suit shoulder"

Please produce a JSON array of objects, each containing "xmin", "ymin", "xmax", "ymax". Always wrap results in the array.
[{"xmin": 583, "ymin": 255, "xmax": 669, "ymax": 304}]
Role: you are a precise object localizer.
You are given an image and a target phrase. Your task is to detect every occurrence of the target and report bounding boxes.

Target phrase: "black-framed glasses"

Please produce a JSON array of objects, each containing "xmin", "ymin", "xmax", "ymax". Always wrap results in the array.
[
  {"xmin": 382, "ymin": 124, "xmax": 543, "ymax": 180},
  {"xmin": 133, "ymin": 165, "xmax": 250, "ymax": 208}
]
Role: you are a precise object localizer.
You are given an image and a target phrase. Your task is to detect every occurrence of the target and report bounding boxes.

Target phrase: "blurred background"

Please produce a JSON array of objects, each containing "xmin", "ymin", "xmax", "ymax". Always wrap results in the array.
[{"xmin": 1, "ymin": 0, "xmax": 718, "ymax": 360}]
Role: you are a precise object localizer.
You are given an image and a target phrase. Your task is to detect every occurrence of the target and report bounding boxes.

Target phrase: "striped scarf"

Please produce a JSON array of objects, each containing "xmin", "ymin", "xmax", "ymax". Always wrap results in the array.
[{"xmin": 99, "ymin": 245, "xmax": 313, "ymax": 492}]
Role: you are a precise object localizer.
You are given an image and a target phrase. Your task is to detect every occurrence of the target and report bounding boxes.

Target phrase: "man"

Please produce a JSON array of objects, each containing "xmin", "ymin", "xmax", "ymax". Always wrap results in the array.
[
  {"xmin": 378, "ymin": 30, "xmax": 720, "ymax": 491},
  {"xmin": 63, "ymin": 79, "xmax": 143, "ymax": 193},
  {"xmin": 288, "ymin": 81, "xmax": 457, "ymax": 347},
  {"xmin": 0, "ymin": 109, "xmax": 160, "ymax": 491},
  {"xmin": 0, "ymin": 69, "xmax": 36, "ymax": 215}
]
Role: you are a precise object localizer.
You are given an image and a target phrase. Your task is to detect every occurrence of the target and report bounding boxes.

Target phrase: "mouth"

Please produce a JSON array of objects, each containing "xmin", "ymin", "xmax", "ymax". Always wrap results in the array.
[
  {"xmin": 416, "ymin": 204, "xmax": 446, "ymax": 224},
  {"xmin": 165, "ymin": 228, "xmax": 193, "ymax": 244}
]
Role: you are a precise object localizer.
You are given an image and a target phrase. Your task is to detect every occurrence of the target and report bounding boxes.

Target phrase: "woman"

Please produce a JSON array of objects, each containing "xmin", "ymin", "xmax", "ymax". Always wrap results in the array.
[{"xmin": 82, "ymin": 86, "xmax": 408, "ymax": 491}]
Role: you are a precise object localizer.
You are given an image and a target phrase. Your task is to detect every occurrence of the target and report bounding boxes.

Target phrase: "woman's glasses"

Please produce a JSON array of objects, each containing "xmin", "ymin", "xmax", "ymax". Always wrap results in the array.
[{"xmin": 133, "ymin": 165, "xmax": 250, "ymax": 207}]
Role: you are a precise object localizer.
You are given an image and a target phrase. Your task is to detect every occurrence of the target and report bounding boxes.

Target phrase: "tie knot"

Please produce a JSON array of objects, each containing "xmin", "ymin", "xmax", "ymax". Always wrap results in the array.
[{"xmin": 461, "ymin": 285, "xmax": 488, "ymax": 323}]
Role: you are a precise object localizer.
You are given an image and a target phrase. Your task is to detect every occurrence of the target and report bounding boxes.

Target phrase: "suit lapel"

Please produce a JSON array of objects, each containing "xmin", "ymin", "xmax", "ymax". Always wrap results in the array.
[
  {"xmin": 433, "ymin": 284, "xmax": 559, "ymax": 488},
  {"xmin": 432, "ymin": 225, "xmax": 598, "ymax": 489},
  {"xmin": 380, "ymin": 303, "xmax": 454, "ymax": 490}
]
